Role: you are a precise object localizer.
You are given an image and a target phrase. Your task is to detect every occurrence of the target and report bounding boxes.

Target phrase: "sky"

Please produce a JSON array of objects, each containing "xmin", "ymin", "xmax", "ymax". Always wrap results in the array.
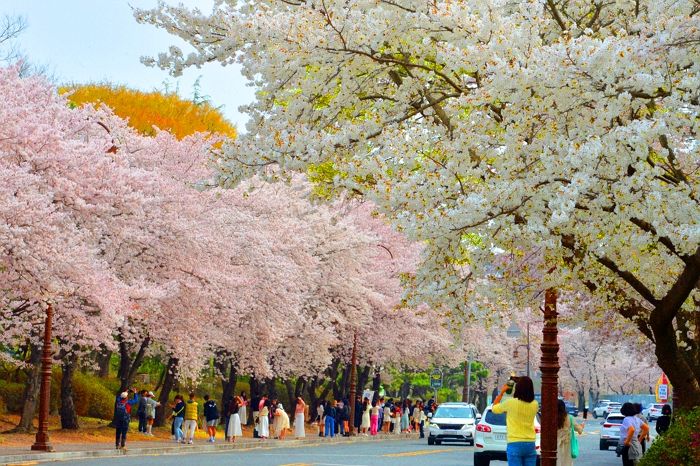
[{"xmin": 1, "ymin": 0, "xmax": 253, "ymax": 129}]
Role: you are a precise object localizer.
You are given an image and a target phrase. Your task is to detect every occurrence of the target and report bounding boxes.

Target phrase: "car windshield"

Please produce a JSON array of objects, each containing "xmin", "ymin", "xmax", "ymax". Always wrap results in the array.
[
  {"xmin": 484, "ymin": 410, "xmax": 506, "ymax": 426},
  {"xmin": 434, "ymin": 407, "xmax": 474, "ymax": 419}
]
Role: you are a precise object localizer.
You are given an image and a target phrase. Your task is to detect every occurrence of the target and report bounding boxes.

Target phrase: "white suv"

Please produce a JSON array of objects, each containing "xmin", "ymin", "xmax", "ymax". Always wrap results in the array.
[
  {"xmin": 474, "ymin": 405, "xmax": 541, "ymax": 466},
  {"xmin": 599, "ymin": 413, "xmax": 624, "ymax": 450},
  {"xmin": 593, "ymin": 401, "xmax": 621, "ymax": 418},
  {"xmin": 427, "ymin": 402, "xmax": 479, "ymax": 446}
]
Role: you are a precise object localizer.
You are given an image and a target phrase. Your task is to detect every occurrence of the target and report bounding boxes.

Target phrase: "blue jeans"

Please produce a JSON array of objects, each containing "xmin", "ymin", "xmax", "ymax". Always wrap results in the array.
[
  {"xmin": 173, "ymin": 416, "xmax": 184, "ymax": 442},
  {"xmin": 506, "ymin": 442, "xmax": 537, "ymax": 466},
  {"xmin": 324, "ymin": 417, "xmax": 335, "ymax": 437}
]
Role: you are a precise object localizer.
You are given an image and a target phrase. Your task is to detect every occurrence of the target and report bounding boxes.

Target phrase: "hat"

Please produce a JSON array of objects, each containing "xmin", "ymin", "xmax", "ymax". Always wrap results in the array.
[
  {"xmin": 148, "ymin": 391, "xmax": 154, "ymax": 397},
  {"xmin": 277, "ymin": 403, "xmax": 283, "ymax": 409},
  {"xmin": 120, "ymin": 392, "xmax": 128, "ymax": 399}
]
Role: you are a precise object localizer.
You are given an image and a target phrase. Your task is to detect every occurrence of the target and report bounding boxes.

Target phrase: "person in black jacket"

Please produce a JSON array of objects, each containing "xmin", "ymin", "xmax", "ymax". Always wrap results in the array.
[
  {"xmin": 655, "ymin": 404, "xmax": 672, "ymax": 435},
  {"xmin": 203, "ymin": 394, "xmax": 219, "ymax": 443}
]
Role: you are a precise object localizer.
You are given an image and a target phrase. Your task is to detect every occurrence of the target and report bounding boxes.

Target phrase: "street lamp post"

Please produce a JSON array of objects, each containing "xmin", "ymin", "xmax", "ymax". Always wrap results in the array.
[
  {"xmin": 31, "ymin": 303, "xmax": 55, "ymax": 452},
  {"xmin": 540, "ymin": 288, "xmax": 560, "ymax": 466}
]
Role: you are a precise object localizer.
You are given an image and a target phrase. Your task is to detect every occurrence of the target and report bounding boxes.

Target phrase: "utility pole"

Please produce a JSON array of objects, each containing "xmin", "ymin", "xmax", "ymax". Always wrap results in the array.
[
  {"xmin": 462, "ymin": 357, "xmax": 472, "ymax": 403},
  {"xmin": 540, "ymin": 288, "xmax": 559, "ymax": 466},
  {"xmin": 347, "ymin": 332, "xmax": 357, "ymax": 436},
  {"xmin": 31, "ymin": 303, "xmax": 55, "ymax": 452}
]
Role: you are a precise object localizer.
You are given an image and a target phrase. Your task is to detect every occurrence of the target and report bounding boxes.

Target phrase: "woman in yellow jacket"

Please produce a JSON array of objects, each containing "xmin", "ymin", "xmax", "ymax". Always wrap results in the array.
[{"xmin": 492, "ymin": 376, "xmax": 539, "ymax": 466}]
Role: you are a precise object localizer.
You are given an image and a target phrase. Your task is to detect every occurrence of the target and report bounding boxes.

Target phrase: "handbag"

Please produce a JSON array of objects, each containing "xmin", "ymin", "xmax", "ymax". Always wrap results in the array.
[
  {"xmin": 615, "ymin": 443, "xmax": 624, "ymax": 457},
  {"xmin": 569, "ymin": 415, "xmax": 579, "ymax": 458}
]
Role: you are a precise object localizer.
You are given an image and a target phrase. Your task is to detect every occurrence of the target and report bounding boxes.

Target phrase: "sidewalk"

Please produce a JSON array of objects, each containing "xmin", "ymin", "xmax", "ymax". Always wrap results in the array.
[{"xmin": 0, "ymin": 433, "xmax": 417, "ymax": 465}]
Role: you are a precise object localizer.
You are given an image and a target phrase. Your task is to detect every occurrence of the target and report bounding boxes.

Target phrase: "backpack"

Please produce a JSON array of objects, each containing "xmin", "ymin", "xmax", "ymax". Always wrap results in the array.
[
  {"xmin": 137, "ymin": 397, "xmax": 146, "ymax": 415},
  {"xmin": 114, "ymin": 401, "xmax": 130, "ymax": 426}
]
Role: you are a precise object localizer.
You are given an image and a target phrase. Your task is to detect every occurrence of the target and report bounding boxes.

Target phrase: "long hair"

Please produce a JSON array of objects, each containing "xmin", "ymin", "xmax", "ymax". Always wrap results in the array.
[
  {"xmin": 513, "ymin": 376, "xmax": 535, "ymax": 403},
  {"xmin": 557, "ymin": 399, "xmax": 568, "ymax": 429}
]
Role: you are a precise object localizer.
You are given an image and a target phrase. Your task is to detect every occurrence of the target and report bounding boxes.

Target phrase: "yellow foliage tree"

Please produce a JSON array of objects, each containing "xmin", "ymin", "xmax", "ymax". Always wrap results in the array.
[{"xmin": 60, "ymin": 84, "xmax": 236, "ymax": 140}]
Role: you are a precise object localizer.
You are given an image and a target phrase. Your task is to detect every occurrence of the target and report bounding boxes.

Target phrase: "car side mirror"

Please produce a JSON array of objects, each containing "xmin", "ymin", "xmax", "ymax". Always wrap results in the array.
[
  {"xmin": 600, "ymin": 421, "xmax": 604, "ymax": 425},
  {"xmin": 476, "ymin": 414, "xmax": 482, "ymax": 420},
  {"xmin": 427, "ymin": 413, "xmax": 433, "ymax": 419}
]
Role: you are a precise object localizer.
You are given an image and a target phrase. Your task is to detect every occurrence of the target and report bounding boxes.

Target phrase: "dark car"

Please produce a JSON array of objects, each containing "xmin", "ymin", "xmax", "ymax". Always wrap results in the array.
[{"xmin": 564, "ymin": 401, "xmax": 579, "ymax": 417}]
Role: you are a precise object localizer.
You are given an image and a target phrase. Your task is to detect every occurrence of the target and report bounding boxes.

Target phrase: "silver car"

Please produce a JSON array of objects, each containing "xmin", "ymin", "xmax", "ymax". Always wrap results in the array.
[{"xmin": 427, "ymin": 402, "xmax": 479, "ymax": 445}]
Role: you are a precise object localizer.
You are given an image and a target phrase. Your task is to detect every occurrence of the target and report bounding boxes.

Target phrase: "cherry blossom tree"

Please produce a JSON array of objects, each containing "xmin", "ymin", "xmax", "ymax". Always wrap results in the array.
[{"xmin": 138, "ymin": 0, "xmax": 700, "ymax": 407}]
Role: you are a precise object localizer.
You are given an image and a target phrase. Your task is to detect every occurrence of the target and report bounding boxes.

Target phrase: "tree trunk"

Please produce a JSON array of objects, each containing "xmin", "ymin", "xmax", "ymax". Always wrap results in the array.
[
  {"xmin": 59, "ymin": 354, "xmax": 80, "ymax": 429},
  {"xmin": 306, "ymin": 377, "xmax": 319, "ymax": 407},
  {"xmin": 652, "ymin": 318, "xmax": 700, "ymax": 409},
  {"xmin": 118, "ymin": 337, "xmax": 150, "ymax": 392},
  {"xmin": 155, "ymin": 358, "xmax": 177, "ymax": 427},
  {"xmin": 284, "ymin": 379, "xmax": 295, "ymax": 416},
  {"xmin": 96, "ymin": 349, "xmax": 111, "ymax": 378},
  {"xmin": 220, "ymin": 363, "xmax": 237, "ymax": 416},
  {"xmin": 357, "ymin": 366, "xmax": 371, "ymax": 395},
  {"xmin": 15, "ymin": 341, "xmax": 42, "ymax": 432},
  {"xmin": 371, "ymin": 368, "xmax": 381, "ymax": 393}
]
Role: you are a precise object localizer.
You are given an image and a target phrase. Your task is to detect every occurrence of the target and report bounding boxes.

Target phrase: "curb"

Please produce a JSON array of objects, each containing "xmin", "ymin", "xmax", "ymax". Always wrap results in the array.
[{"xmin": 0, "ymin": 434, "xmax": 418, "ymax": 464}]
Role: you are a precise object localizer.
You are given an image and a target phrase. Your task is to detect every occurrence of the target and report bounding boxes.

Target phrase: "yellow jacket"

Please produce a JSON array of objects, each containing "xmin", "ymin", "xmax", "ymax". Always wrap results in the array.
[{"xmin": 492, "ymin": 398, "xmax": 539, "ymax": 442}]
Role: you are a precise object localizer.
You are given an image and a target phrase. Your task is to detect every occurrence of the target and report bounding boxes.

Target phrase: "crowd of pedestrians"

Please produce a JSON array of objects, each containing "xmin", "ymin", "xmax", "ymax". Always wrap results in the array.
[{"xmin": 112, "ymin": 388, "xmax": 431, "ymax": 450}]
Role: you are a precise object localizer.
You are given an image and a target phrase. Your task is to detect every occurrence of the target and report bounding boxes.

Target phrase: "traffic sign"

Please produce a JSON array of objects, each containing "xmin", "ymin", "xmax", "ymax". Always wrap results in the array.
[{"xmin": 430, "ymin": 369, "xmax": 443, "ymax": 389}]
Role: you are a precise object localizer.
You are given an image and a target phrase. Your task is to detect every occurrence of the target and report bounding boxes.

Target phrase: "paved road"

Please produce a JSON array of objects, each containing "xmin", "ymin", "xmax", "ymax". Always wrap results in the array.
[{"xmin": 72, "ymin": 420, "xmax": 622, "ymax": 466}]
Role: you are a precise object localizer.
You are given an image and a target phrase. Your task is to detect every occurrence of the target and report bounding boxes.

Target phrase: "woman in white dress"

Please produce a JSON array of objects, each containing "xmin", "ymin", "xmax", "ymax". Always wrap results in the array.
[
  {"xmin": 259, "ymin": 401, "xmax": 270, "ymax": 439},
  {"xmin": 239, "ymin": 392, "xmax": 248, "ymax": 425},
  {"xmin": 226, "ymin": 397, "xmax": 242, "ymax": 442},
  {"xmin": 360, "ymin": 398, "xmax": 371, "ymax": 435},
  {"xmin": 294, "ymin": 397, "xmax": 306, "ymax": 438}
]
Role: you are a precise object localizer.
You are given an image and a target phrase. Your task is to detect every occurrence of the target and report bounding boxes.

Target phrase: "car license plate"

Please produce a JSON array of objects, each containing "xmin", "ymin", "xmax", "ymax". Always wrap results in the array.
[{"xmin": 494, "ymin": 433, "xmax": 506, "ymax": 441}]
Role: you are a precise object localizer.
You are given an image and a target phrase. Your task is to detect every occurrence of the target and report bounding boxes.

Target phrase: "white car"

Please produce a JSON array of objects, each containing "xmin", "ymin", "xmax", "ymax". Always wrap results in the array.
[
  {"xmin": 599, "ymin": 413, "xmax": 625, "ymax": 450},
  {"xmin": 474, "ymin": 405, "xmax": 541, "ymax": 466},
  {"xmin": 642, "ymin": 403, "xmax": 665, "ymax": 420},
  {"xmin": 427, "ymin": 402, "xmax": 479, "ymax": 446},
  {"xmin": 593, "ymin": 401, "xmax": 621, "ymax": 418}
]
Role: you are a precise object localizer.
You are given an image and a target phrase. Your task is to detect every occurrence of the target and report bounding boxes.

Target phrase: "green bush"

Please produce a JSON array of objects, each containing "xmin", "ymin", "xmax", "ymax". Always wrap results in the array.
[
  {"xmin": 0, "ymin": 380, "xmax": 25, "ymax": 413},
  {"xmin": 640, "ymin": 407, "xmax": 700, "ymax": 466}
]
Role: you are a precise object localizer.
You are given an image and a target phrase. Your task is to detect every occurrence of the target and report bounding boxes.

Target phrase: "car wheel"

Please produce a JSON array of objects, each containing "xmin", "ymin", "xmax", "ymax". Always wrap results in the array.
[
  {"xmin": 435, "ymin": 440, "xmax": 442, "ymax": 445},
  {"xmin": 428, "ymin": 437, "xmax": 435, "ymax": 446},
  {"xmin": 599, "ymin": 440, "xmax": 607, "ymax": 450},
  {"xmin": 468, "ymin": 439, "xmax": 474, "ymax": 446},
  {"xmin": 474, "ymin": 454, "xmax": 490, "ymax": 466},
  {"xmin": 593, "ymin": 411, "xmax": 598, "ymax": 419}
]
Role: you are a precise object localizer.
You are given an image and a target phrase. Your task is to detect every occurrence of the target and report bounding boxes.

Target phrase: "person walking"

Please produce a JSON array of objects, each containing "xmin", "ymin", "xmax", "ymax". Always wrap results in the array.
[
  {"xmin": 619, "ymin": 402, "xmax": 648, "ymax": 466},
  {"xmin": 492, "ymin": 376, "xmax": 539, "ymax": 466},
  {"xmin": 183, "ymin": 392, "xmax": 199, "ymax": 445},
  {"xmin": 556, "ymin": 399, "xmax": 584, "ymax": 466},
  {"xmin": 634, "ymin": 403, "xmax": 650, "ymax": 454},
  {"xmin": 416, "ymin": 401, "xmax": 426, "ymax": 438},
  {"xmin": 392, "ymin": 404, "xmax": 402, "ymax": 434},
  {"xmin": 171, "ymin": 395, "xmax": 185, "ymax": 443},
  {"xmin": 113, "ymin": 391, "xmax": 132, "ymax": 450},
  {"xmin": 370, "ymin": 400, "xmax": 380, "ymax": 436},
  {"xmin": 294, "ymin": 396, "xmax": 306, "ymax": 438},
  {"xmin": 354, "ymin": 396, "xmax": 362, "ymax": 434},
  {"xmin": 655, "ymin": 404, "xmax": 672, "ymax": 435},
  {"xmin": 203, "ymin": 394, "xmax": 219, "ymax": 443},
  {"xmin": 144, "ymin": 391, "xmax": 160, "ymax": 436},
  {"xmin": 226, "ymin": 396, "xmax": 242, "ymax": 442},
  {"xmin": 259, "ymin": 399, "xmax": 270, "ymax": 440},
  {"xmin": 325, "ymin": 400, "xmax": 337, "ymax": 438},
  {"xmin": 251, "ymin": 394, "xmax": 261, "ymax": 438}
]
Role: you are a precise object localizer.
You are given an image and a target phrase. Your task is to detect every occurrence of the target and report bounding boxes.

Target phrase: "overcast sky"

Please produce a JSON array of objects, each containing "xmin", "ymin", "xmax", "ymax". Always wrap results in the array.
[{"xmin": 2, "ymin": 0, "xmax": 253, "ymax": 129}]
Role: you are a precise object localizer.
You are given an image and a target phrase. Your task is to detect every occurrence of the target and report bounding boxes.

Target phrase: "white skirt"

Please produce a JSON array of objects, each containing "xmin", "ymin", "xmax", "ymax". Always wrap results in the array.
[
  {"xmin": 239, "ymin": 405, "xmax": 247, "ymax": 425},
  {"xmin": 227, "ymin": 413, "xmax": 242, "ymax": 438},
  {"xmin": 259, "ymin": 416, "xmax": 270, "ymax": 437},
  {"xmin": 294, "ymin": 413, "xmax": 305, "ymax": 438}
]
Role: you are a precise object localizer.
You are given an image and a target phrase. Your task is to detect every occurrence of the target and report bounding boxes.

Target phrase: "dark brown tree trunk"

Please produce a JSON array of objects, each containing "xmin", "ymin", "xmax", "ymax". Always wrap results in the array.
[
  {"xmin": 295, "ymin": 377, "xmax": 306, "ymax": 399},
  {"xmin": 96, "ymin": 349, "xmax": 111, "ymax": 378},
  {"xmin": 652, "ymin": 317, "xmax": 700, "ymax": 409},
  {"xmin": 155, "ymin": 358, "xmax": 177, "ymax": 427},
  {"xmin": 118, "ymin": 337, "xmax": 150, "ymax": 392},
  {"xmin": 357, "ymin": 366, "xmax": 371, "ymax": 395},
  {"xmin": 15, "ymin": 341, "xmax": 42, "ymax": 432},
  {"xmin": 221, "ymin": 363, "xmax": 237, "ymax": 416},
  {"xmin": 59, "ymin": 354, "xmax": 79, "ymax": 429},
  {"xmin": 371, "ymin": 369, "xmax": 381, "ymax": 393},
  {"xmin": 306, "ymin": 377, "xmax": 319, "ymax": 407},
  {"xmin": 284, "ymin": 379, "xmax": 295, "ymax": 416}
]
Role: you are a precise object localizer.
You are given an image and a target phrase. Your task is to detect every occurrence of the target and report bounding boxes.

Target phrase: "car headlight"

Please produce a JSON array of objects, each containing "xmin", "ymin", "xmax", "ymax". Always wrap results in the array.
[
  {"xmin": 429, "ymin": 423, "xmax": 439, "ymax": 428},
  {"xmin": 462, "ymin": 422, "xmax": 474, "ymax": 430}
]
